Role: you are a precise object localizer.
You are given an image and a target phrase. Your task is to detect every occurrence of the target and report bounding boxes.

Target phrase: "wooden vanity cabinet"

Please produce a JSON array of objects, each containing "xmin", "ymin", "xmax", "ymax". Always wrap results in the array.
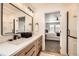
[
  {"xmin": 36, "ymin": 36, "xmax": 42, "ymax": 55},
  {"xmin": 14, "ymin": 36, "xmax": 42, "ymax": 56},
  {"xmin": 15, "ymin": 41, "xmax": 36, "ymax": 56}
]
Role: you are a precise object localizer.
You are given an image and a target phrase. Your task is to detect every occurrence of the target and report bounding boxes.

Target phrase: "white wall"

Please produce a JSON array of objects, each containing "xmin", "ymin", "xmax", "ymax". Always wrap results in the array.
[
  {"xmin": 77, "ymin": 4, "xmax": 79, "ymax": 56},
  {"xmin": 33, "ymin": 10, "xmax": 45, "ymax": 50},
  {"xmin": 77, "ymin": 12, "xmax": 79, "ymax": 55},
  {"xmin": 0, "ymin": 3, "xmax": 1, "ymax": 35},
  {"xmin": 60, "ymin": 10, "xmax": 67, "ymax": 55}
]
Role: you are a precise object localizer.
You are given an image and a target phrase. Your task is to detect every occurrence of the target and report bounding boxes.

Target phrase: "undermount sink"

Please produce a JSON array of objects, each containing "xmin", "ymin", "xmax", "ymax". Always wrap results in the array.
[
  {"xmin": 7, "ymin": 38, "xmax": 31, "ymax": 45},
  {"xmin": 7, "ymin": 32, "xmax": 32, "ymax": 45}
]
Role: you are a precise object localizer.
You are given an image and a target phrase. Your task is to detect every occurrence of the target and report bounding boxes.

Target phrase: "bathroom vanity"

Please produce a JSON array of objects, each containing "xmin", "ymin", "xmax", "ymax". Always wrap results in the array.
[
  {"xmin": 14, "ymin": 35, "xmax": 42, "ymax": 56},
  {"xmin": 0, "ymin": 34, "xmax": 42, "ymax": 56}
]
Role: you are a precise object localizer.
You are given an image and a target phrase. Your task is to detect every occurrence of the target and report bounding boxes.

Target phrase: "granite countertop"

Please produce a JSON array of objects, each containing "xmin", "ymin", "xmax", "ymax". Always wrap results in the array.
[{"xmin": 0, "ymin": 34, "xmax": 42, "ymax": 56}]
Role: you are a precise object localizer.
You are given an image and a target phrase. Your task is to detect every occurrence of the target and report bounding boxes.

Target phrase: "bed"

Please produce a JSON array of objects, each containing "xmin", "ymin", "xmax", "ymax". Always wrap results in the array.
[{"xmin": 45, "ymin": 33, "xmax": 60, "ymax": 41}]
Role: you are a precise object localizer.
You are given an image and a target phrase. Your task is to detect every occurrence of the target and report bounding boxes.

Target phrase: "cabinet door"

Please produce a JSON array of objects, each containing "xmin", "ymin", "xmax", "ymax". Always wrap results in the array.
[
  {"xmin": 25, "ymin": 46, "xmax": 36, "ymax": 56},
  {"xmin": 15, "ymin": 41, "xmax": 36, "ymax": 56},
  {"xmin": 36, "ymin": 36, "xmax": 42, "ymax": 55}
]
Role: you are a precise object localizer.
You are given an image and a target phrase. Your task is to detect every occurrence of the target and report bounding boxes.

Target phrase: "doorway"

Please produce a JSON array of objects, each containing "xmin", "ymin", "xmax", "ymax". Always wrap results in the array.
[{"xmin": 45, "ymin": 11, "xmax": 61, "ymax": 54}]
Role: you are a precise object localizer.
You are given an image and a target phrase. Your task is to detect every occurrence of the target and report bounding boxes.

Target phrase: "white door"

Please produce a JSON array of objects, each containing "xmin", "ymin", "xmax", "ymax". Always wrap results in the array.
[{"xmin": 67, "ymin": 11, "xmax": 77, "ymax": 56}]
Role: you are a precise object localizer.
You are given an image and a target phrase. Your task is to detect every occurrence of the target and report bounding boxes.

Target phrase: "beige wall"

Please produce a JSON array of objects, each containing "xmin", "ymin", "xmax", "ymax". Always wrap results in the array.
[{"xmin": 12, "ymin": 3, "xmax": 34, "ymax": 17}]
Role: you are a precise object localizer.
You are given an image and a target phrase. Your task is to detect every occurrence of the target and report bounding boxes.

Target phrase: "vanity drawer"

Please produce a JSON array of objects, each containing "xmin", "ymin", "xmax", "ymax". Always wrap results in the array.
[
  {"xmin": 25, "ymin": 46, "xmax": 36, "ymax": 56},
  {"xmin": 15, "ymin": 41, "xmax": 36, "ymax": 56}
]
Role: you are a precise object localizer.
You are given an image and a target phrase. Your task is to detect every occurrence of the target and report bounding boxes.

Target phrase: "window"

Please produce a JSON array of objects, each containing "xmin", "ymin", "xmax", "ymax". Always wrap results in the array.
[
  {"xmin": 49, "ymin": 24, "xmax": 60, "ymax": 33},
  {"xmin": 49, "ymin": 24, "xmax": 54, "ymax": 33},
  {"xmin": 55, "ymin": 24, "xmax": 60, "ymax": 33}
]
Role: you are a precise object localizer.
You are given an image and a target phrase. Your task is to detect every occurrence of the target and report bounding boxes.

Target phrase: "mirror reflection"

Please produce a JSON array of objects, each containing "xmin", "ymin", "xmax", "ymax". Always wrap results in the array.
[{"xmin": 3, "ymin": 3, "xmax": 33, "ymax": 35}]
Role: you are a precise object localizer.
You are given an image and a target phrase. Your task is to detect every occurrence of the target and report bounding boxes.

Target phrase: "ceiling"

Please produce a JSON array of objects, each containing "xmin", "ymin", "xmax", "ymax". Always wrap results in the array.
[
  {"xmin": 30, "ymin": 3, "xmax": 64, "ymax": 9},
  {"xmin": 30, "ymin": 3, "xmax": 78, "ymax": 10}
]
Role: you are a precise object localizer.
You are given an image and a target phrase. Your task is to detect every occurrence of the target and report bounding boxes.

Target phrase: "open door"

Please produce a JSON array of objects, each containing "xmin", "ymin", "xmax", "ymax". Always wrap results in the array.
[{"xmin": 67, "ymin": 11, "xmax": 77, "ymax": 56}]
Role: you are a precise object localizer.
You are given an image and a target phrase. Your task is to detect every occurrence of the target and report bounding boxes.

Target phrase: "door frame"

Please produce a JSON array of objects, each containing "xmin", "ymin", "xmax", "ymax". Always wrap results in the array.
[
  {"xmin": 66, "ymin": 11, "xmax": 69, "ymax": 56},
  {"xmin": 44, "ymin": 11, "xmax": 61, "ymax": 52}
]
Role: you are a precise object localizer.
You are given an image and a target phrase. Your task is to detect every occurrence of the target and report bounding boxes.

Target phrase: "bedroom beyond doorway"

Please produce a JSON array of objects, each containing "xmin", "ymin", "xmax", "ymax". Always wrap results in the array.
[{"xmin": 45, "ymin": 11, "xmax": 61, "ymax": 54}]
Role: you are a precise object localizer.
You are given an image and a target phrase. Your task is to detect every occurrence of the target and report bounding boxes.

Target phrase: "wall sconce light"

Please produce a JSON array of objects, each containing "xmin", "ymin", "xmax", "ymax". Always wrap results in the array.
[{"xmin": 28, "ymin": 6, "xmax": 34, "ymax": 13}]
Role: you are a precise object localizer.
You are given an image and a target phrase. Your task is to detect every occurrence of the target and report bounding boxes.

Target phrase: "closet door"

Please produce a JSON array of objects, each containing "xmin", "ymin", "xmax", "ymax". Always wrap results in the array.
[{"xmin": 67, "ymin": 11, "xmax": 77, "ymax": 56}]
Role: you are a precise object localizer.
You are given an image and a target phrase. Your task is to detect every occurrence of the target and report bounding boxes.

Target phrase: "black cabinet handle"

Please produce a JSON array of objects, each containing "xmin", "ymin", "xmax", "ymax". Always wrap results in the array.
[
  {"xmin": 68, "ymin": 35, "xmax": 77, "ymax": 39},
  {"xmin": 68, "ymin": 29, "xmax": 77, "ymax": 39}
]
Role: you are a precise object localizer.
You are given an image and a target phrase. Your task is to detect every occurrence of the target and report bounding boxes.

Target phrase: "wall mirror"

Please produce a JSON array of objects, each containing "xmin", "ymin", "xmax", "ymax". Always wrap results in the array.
[{"xmin": 1, "ymin": 3, "xmax": 33, "ymax": 35}]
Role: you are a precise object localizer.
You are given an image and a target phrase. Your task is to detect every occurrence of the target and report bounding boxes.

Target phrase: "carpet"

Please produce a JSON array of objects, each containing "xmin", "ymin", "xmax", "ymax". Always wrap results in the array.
[{"xmin": 45, "ymin": 40, "xmax": 60, "ymax": 53}]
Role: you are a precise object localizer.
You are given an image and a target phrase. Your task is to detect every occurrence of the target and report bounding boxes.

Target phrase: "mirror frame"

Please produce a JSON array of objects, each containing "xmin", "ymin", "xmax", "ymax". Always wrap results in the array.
[{"xmin": 1, "ymin": 3, "xmax": 33, "ymax": 35}]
